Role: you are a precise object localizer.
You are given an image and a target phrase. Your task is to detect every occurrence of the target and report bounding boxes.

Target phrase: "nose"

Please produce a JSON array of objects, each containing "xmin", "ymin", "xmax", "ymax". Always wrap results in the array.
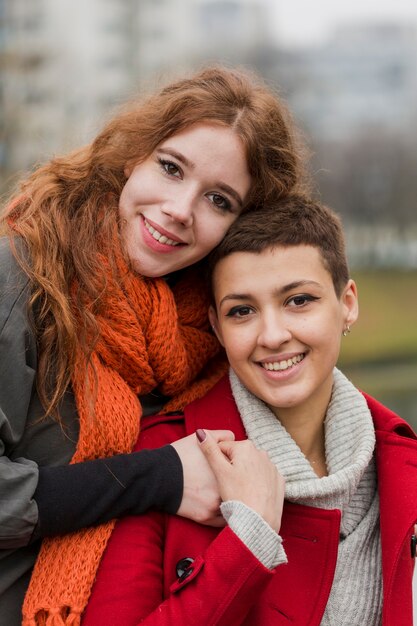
[
  {"xmin": 162, "ymin": 188, "xmax": 195, "ymax": 227},
  {"xmin": 258, "ymin": 310, "xmax": 292, "ymax": 349}
]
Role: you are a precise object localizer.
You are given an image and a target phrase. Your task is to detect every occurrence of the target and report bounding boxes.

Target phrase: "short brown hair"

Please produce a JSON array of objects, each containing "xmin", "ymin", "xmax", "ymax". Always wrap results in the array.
[{"xmin": 209, "ymin": 195, "xmax": 350, "ymax": 297}]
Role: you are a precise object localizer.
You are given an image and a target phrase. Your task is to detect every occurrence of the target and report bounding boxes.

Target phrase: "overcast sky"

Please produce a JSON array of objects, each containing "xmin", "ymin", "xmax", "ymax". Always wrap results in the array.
[{"xmin": 268, "ymin": 0, "xmax": 417, "ymax": 46}]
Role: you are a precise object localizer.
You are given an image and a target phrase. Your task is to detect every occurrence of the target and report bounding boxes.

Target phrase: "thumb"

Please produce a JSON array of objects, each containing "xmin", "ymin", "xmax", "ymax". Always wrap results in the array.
[
  {"xmin": 206, "ymin": 429, "xmax": 235, "ymax": 443},
  {"xmin": 196, "ymin": 429, "xmax": 231, "ymax": 476},
  {"xmin": 218, "ymin": 439, "xmax": 238, "ymax": 461}
]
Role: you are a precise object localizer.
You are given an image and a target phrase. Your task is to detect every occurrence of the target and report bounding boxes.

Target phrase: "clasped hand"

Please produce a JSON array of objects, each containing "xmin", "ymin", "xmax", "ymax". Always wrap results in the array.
[{"xmin": 171, "ymin": 430, "xmax": 285, "ymax": 533}]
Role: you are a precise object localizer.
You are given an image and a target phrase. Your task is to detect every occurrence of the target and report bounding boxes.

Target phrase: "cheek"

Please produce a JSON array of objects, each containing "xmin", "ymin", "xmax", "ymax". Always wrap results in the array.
[
  {"xmin": 118, "ymin": 182, "xmax": 133, "ymax": 220},
  {"xmin": 118, "ymin": 165, "xmax": 150, "ymax": 212},
  {"xmin": 197, "ymin": 213, "xmax": 239, "ymax": 250},
  {"xmin": 118, "ymin": 221, "xmax": 135, "ymax": 261},
  {"xmin": 310, "ymin": 324, "xmax": 342, "ymax": 360},
  {"xmin": 301, "ymin": 309, "xmax": 343, "ymax": 345},
  {"xmin": 222, "ymin": 327, "xmax": 254, "ymax": 364}
]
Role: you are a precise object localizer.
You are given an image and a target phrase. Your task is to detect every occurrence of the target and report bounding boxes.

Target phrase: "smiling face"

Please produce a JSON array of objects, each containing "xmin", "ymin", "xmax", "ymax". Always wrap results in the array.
[
  {"xmin": 118, "ymin": 122, "xmax": 251, "ymax": 277},
  {"xmin": 209, "ymin": 245, "xmax": 358, "ymax": 423}
]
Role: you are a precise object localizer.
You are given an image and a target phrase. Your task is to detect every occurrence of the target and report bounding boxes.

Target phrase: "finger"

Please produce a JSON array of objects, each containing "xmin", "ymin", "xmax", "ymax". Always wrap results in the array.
[
  {"xmin": 196, "ymin": 430, "xmax": 232, "ymax": 475},
  {"xmin": 206, "ymin": 429, "xmax": 235, "ymax": 443},
  {"xmin": 218, "ymin": 439, "xmax": 244, "ymax": 462}
]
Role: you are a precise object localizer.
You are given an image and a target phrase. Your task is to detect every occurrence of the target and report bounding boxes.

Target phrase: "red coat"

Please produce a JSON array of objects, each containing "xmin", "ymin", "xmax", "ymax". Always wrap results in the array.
[{"xmin": 83, "ymin": 376, "xmax": 417, "ymax": 626}]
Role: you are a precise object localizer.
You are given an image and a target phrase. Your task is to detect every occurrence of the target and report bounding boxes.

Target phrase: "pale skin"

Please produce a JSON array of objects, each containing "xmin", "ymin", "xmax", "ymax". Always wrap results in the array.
[
  {"xmin": 197, "ymin": 430, "xmax": 285, "ymax": 533},
  {"xmin": 119, "ymin": 122, "xmax": 251, "ymax": 278},
  {"xmin": 171, "ymin": 430, "xmax": 235, "ymax": 527},
  {"xmin": 119, "ymin": 122, "xmax": 251, "ymax": 526}
]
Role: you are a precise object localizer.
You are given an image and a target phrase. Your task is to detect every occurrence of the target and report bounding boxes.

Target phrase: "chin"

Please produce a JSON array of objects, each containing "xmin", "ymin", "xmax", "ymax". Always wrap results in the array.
[{"xmin": 265, "ymin": 395, "xmax": 296, "ymax": 409}]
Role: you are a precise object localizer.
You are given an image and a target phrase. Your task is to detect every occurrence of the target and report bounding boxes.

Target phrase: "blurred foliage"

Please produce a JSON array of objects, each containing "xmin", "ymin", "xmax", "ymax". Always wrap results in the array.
[
  {"xmin": 338, "ymin": 268, "xmax": 417, "ymax": 427},
  {"xmin": 339, "ymin": 268, "xmax": 417, "ymax": 365},
  {"xmin": 313, "ymin": 131, "xmax": 417, "ymax": 230}
]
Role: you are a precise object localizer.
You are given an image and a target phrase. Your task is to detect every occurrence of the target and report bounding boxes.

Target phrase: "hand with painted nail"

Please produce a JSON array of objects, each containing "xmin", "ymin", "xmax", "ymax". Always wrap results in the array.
[
  {"xmin": 171, "ymin": 429, "xmax": 235, "ymax": 527},
  {"xmin": 196, "ymin": 429, "xmax": 285, "ymax": 533}
]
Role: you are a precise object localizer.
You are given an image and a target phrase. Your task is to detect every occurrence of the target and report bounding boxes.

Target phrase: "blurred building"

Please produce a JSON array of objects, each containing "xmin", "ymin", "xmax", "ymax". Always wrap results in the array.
[
  {"xmin": 269, "ymin": 22, "xmax": 417, "ymax": 142},
  {"xmin": 1, "ymin": 0, "xmax": 417, "ymax": 196},
  {"xmin": 1, "ymin": 0, "xmax": 134, "ymax": 177},
  {"xmin": 194, "ymin": 0, "xmax": 269, "ymax": 65},
  {"xmin": 0, "ymin": 0, "xmax": 6, "ymax": 172},
  {"xmin": 0, "ymin": 0, "xmax": 270, "ymax": 183},
  {"xmin": 132, "ymin": 0, "xmax": 198, "ymax": 82}
]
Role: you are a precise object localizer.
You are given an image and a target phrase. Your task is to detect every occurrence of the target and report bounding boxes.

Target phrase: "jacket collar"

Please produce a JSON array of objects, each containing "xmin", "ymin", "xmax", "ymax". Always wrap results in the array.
[
  {"xmin": 363, "ymin": 391, "xmax": 417, "ymax": 438},
  {"xmin": 184, "ymin": 375, "xmax": 417, "ymax": 625},
  {"xmin": 185, "ymin": 375, "xmax": 417, "ymax": 441}
]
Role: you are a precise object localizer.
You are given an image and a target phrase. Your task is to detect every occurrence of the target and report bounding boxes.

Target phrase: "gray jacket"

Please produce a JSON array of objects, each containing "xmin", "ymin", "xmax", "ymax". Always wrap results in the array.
[
  {"xmin": 0, "ymin": 238, "xmax": 183, "ymax": 625},
  {"xmin": 0, "ymin": 237, "xmax": 79, "ymax": 621}
]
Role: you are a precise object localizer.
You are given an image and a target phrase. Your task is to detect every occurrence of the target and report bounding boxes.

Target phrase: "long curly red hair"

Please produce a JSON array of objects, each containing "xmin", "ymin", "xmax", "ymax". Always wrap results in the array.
[{"xmin": 1, "ymin": 65, "xmax": 308, "ymax": 417}]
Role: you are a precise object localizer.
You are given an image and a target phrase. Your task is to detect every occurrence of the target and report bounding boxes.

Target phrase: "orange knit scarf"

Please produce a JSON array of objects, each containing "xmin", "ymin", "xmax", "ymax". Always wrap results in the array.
[{"xmin": 22, "ymin": 256, "xmax": 226, "ymax": 626}]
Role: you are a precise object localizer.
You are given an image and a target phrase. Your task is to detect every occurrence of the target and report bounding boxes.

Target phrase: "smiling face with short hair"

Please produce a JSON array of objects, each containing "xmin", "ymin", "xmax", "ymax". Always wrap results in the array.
[{"xmin": 209, "ymin": 244, "xmax": 358, "ymax": 424}]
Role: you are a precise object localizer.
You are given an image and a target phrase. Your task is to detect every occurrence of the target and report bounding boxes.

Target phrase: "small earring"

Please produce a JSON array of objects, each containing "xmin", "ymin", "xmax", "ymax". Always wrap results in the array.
[{"xmin": 343, "ymin": 325, "xmax": 351, "ymax": 337}]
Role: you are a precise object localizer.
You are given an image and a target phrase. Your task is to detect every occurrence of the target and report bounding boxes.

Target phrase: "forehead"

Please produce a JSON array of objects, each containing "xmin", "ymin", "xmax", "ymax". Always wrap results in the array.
[
  {"xmin": 212, "ymin": 245, "xmax": 333, "ymax": 297},
  {"xmin": 158, "ymin": 122, "xmax": 250, "ymax": 193},
  {"xmin": 160, "ymin": 122, "xmax": 241, "ymax": 154}
]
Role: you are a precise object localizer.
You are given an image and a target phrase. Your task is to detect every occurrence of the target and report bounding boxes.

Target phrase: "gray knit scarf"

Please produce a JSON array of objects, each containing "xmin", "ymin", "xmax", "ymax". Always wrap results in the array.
[{"xmin": 230, "ymin": 367, "xmax": 383, "ymax": 626}]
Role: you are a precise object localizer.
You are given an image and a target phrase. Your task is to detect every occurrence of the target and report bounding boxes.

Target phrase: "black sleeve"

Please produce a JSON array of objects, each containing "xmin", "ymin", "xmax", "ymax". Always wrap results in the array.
[{"xmin": 33, "ymin": 445, "xmax": 183, "ymax": 539}]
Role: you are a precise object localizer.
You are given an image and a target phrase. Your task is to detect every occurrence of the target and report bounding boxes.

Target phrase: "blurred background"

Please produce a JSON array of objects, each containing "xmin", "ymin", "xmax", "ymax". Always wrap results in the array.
[{"xmin": 0, "ymin": 0, "xmax": 416, "ymax": 428}]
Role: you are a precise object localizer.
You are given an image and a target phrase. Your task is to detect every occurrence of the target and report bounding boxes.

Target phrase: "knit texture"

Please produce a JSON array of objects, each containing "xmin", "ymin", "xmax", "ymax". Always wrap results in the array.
[
  {"xmin": 22, "ymin": 252, "xmax": 226, "ymax": 626},
  {"xmin": 221, "ymin": 500, "xmax": 287, "ymax": 569},
  {"xmin": 230, "ymin": 367, "xmax": 383, "ymax": 625}
]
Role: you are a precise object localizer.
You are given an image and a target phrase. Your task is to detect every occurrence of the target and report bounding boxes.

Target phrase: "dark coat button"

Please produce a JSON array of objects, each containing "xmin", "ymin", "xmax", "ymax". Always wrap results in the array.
[
  {"xmin": 411, "ymin": 535, "xmax": 417, "ymax": 558},
  {"xmin": 176, "ymin": 557, "xmax": 194, "ymax": 581}
]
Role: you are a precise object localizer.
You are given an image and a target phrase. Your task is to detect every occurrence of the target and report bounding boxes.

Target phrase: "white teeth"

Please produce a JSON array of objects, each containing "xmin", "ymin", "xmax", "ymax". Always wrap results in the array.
[
  {"xmin": 144, "ymin": 219, "xmax": 180, "ymax": 246},
  {"xmin": 262, "ymin": 354, "xmax": 304, "ymax": 371}
]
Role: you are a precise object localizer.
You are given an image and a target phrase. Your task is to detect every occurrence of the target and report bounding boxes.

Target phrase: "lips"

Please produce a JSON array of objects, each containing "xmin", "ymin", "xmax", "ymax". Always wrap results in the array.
[
  {"xmin": 260, "ymin": 353, "xmax": 305, "ymax": 371},
  {"xmin": 143, "ymin": 217, "xmax": 185, "ymax": 247}
]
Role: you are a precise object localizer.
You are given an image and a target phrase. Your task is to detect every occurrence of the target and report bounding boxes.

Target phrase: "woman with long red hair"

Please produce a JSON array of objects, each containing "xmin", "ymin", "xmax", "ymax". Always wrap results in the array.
[{"xmin": 0, "ymin": 66, "xmax": 306, "ymax": 625}]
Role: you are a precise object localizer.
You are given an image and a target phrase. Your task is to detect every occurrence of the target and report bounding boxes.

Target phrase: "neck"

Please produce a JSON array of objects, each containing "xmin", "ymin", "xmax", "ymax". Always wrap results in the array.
[
  {"xmin": 267, "ymin": 382, "xmax": 333, "ymax": 478},
  {"xmin": 282, "ymin": 411, "xmax": 327, "ymax": 476}
]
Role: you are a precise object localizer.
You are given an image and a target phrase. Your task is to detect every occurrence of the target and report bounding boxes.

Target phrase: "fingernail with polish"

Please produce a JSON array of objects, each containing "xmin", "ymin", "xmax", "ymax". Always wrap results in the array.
[{"xmin": 196, "ymin": 429, "xmax": 206, "ymax": 443}]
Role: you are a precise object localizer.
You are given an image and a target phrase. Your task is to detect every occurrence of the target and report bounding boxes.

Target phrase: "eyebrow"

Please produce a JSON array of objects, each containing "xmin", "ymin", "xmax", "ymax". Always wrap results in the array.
[
  {"xmin": 157, "ymin": 147, "xmax": 194, "ymax": 169},
  {"xmin": 156, "ymin": 147, "xmax": 244, "ymax": 207},
  {"xmin": 218, "ymin": 280, "xmax": 323, "ymax": 307}
]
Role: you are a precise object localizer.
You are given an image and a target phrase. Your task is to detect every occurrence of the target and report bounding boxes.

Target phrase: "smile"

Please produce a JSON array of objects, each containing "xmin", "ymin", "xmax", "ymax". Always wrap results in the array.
[
  {"xmin": 260, "ymin": 353, "xmax": 305, "ymax": 371},
  {"xmin": 144, "ymin": 219, "xmax": 181, "ymax": 247}
]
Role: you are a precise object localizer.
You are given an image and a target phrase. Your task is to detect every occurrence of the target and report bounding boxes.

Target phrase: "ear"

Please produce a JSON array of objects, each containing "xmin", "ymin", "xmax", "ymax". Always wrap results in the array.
[
  {"xmin": 124, "ymin": 164, "xmax": 132, "ymax": 178},
  {"xmin": 208, "ymin": 306, "xmax": 225, "ymax": 347},
  {"xmin": 341, "ymin": 279, "xmax": 359, "ymax": 328}
]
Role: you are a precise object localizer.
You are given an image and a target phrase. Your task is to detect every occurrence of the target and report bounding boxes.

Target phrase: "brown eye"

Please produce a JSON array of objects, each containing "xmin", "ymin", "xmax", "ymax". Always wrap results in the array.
[
  {"xmin": 207, "ymin": 192, "xmax": 231, "ymax": 212},
  {"xmin": 226, "ymin": 305, "xmax": 253, "ymax": 318},
  {"xmin": 159, "ymin": 159, "xmax": 181, "ymax": 178},
  {"xmin": 286, "ymin": 294, "xmax": 320, "ymax": 308},
  {"xmin": 293, "ymin": 296, "xmax": 309, "ymax": 306}
]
